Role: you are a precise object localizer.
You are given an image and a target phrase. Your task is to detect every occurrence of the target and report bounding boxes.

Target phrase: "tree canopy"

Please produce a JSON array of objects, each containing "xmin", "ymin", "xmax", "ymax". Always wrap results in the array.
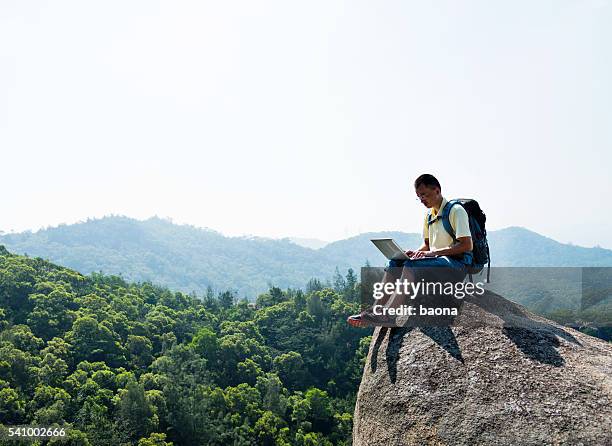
[{"xmin": 0, "ymin": 247, "xmax": 369, "ymax": 445}]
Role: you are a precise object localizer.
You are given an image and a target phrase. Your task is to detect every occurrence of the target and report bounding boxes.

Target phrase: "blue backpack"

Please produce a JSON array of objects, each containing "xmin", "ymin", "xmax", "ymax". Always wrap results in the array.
[{"xmin": 427, "ymin": 198, "xmax": 491, "ymax": 282}]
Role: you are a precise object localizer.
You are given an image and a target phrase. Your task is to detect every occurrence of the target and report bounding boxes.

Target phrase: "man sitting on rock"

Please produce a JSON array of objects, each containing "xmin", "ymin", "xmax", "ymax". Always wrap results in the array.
[{"xmin": 347, "ymin": 173, "xmax": 474, "ymax": 327}]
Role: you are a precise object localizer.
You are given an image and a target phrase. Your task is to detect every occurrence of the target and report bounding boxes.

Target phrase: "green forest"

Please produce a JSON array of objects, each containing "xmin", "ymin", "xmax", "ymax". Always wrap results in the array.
[{"xmin": 0, "ymin": 245, "xmax": 369, "ymax": 445}]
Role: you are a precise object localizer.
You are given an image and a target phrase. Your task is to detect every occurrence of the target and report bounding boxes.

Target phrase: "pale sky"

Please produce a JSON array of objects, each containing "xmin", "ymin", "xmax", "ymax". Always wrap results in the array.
[{"xmin": 1, "ymin": 1, "xmax": 611, "ymax": 247}]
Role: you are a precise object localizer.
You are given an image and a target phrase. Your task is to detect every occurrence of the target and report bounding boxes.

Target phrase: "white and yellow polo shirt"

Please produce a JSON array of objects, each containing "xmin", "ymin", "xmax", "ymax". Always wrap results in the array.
[{"xmin": 422, "ymin": 197, "xmax": 471, "ymax": 250}]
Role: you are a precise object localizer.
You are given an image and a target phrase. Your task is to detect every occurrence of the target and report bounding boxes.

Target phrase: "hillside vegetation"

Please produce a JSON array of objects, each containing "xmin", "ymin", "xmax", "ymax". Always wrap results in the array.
[{"xmin": 0, "ymin": 246, "xmax": 368, "ymax": 445}]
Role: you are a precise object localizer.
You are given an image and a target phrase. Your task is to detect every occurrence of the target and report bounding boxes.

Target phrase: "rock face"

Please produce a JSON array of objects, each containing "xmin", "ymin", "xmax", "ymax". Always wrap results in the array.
[{"xmin": 352, "ymin": 291, "xmax": 612, "ymax": 446}]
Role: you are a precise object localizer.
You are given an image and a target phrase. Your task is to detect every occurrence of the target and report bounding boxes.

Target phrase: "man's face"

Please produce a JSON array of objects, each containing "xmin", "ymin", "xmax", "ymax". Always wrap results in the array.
[{"xmin": 415, "ymin": 184, "xmax": 441, "ymax": 208}]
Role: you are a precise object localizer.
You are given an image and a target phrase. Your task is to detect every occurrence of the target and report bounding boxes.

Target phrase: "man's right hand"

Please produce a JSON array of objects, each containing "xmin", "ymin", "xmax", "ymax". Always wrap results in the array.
[{"xmin": 405, "ymin": 250, "xmax": 416, "ymax": 257}]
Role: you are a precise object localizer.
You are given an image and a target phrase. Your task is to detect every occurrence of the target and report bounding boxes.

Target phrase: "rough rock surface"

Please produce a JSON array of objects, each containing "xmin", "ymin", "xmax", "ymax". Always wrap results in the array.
[{"xmin": 352, "ymin": 291, "xmax": 612, "ymax": 446}]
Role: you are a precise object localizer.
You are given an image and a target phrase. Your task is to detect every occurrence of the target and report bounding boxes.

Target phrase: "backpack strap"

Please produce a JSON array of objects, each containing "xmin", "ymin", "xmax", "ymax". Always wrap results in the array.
[{"xmin": 427, "ymin": 200, "xmax": 459, "ymax": 241}]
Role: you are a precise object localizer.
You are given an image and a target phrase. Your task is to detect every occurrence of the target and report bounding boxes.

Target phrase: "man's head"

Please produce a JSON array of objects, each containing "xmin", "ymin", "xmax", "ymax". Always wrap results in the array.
[{"xmin": 414, "ymin": 174, "xmax": 442, "ymax": 208}]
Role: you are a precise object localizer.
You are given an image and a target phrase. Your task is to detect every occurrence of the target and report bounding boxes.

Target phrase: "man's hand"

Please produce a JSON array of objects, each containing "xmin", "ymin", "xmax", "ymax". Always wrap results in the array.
[
  {"xmin": 405, "ymin": 250, "xmax": 416, "ymax": 257},
  {"xmin": 409, "ymin": 250, "xmax": 438, "ymax": 260}
]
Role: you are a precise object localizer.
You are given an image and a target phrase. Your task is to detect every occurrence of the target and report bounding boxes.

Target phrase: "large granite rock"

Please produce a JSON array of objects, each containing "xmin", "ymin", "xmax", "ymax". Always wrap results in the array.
[{"xmin": 352, "ymin": 291, "xmax": 612, "ymax": 446}]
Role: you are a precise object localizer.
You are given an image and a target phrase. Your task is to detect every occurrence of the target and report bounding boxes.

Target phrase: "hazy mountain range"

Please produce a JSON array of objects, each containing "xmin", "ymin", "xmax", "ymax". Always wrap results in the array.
[{"xmin": 1, "ymin": 216, "xmax": 611, "ymax": 298}]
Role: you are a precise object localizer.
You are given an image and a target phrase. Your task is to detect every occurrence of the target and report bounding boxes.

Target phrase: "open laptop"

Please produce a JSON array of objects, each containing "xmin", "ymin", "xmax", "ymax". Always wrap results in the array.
[
  {"xmin": 370, "ymin": 238, "xmax": 436, "ymax": 261},
  {"xmin": 370, "ymin": 238, "xmax": 410, "ymax": 261}
]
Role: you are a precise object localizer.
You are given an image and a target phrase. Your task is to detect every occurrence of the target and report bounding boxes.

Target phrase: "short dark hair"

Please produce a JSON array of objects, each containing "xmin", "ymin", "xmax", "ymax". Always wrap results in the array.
[{"xmin": 414, "ymin": 174, "xmax": 441, "ymax": 190}]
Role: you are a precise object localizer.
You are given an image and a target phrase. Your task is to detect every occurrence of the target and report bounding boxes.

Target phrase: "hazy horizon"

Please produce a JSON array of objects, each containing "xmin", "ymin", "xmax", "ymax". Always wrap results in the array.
[
  {"xmin": 2, "ymin": 1, "xmax": 611, "ymax": 248},
  {"xmin": 2, "ymin": 213, "xmax": 609, "ymax": 251}
]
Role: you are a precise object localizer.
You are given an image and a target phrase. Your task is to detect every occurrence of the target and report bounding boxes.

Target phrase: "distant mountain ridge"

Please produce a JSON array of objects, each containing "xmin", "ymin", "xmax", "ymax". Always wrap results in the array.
[
  {"xmin": 1, "ymin": 216, "xmax": 611, "ymax": 298},
  {"xmin": 288, "ymin": 237, "xmax": 329, "ymax": 250}
]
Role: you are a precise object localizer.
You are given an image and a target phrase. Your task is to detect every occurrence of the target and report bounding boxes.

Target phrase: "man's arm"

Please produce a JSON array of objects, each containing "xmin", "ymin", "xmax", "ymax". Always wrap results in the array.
[{"xmin": 430, "ymin": 236, "xmax": 472, "ymax": 256}]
